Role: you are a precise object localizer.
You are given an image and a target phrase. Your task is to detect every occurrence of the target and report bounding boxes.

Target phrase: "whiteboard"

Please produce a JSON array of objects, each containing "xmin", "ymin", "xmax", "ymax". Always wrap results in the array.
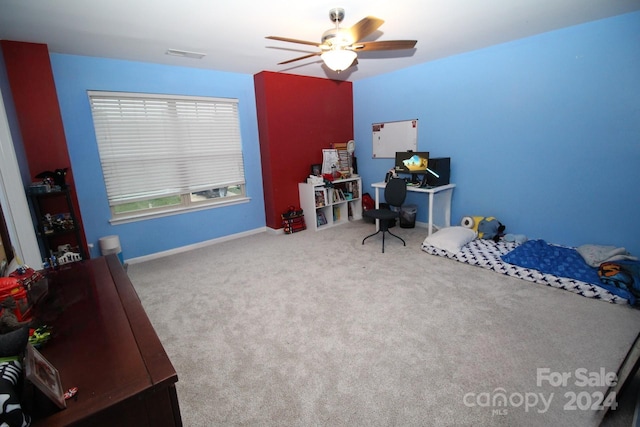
[{"xmin": 372, "ymin": 119, "xmax": 418, "ymax": 158}]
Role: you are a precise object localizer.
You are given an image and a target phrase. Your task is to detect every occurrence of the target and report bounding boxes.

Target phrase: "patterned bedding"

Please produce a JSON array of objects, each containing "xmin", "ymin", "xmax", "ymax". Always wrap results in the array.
[{"xmin": 421, "ymin": 238, "xmax": 629, "ymax": 305}]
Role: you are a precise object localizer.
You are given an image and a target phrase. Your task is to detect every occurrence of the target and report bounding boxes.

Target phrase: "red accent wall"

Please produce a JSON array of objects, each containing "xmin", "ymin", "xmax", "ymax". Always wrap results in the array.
[
  {"xmin": 254, "ymin": 71, "xmax": 353, "ymax": 229},
  {"xmin": 1, "ymin": 40, "xmax": 88, "ymax": 256}
]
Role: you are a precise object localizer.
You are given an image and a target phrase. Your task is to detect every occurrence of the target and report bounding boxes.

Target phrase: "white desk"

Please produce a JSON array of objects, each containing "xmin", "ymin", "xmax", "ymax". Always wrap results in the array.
[{"xmin": 371, "ymin": 182, "xmax": 456, "ymax": 236}]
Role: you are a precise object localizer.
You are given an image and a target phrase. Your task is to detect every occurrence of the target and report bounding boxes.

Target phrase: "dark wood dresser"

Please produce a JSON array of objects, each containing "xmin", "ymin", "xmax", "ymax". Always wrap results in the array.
[{"xmin": 28, "ymin": 254, "xmax": 182, "ymax": 426}]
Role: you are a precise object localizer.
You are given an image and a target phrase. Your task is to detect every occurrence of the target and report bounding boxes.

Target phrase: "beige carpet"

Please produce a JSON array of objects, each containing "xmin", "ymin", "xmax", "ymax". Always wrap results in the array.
[{"xmin": 127, "ymin": 221, "xmax": 640, "ymax": 426}]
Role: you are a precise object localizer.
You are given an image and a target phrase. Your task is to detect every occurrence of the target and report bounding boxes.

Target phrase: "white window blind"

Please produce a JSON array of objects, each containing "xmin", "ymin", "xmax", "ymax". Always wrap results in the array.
[{"xmin": 88, "ymin": 91, "xmax": 245, "ymax": 206}]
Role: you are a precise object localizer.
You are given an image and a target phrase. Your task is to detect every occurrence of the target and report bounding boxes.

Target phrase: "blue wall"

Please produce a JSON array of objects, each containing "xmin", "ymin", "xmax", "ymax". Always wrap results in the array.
[
  {"xmin": 354, "ymin": 12, "xmax": 640, "ymax": 256},
  {"xmin": 50, "ymin": 55, "xmax": 265, "ymax": 260},
  {"xmin": 47, "ymin": 11, "xmax": 640, "ymax": 260}
]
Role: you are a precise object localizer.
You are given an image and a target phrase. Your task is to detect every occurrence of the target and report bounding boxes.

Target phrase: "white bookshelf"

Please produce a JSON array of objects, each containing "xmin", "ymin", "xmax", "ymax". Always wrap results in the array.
[{"xmin": 298, "ymin": 177, "xmax": 362, "ymax": 231}]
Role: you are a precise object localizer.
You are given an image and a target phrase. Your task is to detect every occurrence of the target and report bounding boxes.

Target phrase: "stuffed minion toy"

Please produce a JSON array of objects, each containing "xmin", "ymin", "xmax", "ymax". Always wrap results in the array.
[{"xmin": 461, "ymin": 216, "xmax": 505, "ymax": 242}]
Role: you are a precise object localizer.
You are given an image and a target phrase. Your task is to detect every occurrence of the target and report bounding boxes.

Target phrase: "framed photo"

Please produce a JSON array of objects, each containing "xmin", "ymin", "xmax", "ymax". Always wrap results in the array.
[
  {"xmin": 311, "ymin": 164, "xmax": 321, "ymax": 176},
  {"xmin": 25, "ymin": 344, "xmax": 66, "ymax": 409}
]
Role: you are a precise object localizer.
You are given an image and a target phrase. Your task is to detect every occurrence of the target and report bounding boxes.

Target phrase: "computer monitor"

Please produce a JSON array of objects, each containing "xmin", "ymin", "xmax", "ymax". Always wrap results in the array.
[
  {"xmin": 394, "ymin": 151, "xmax": 429, "ymax": 174},
  {"xmin": 394, "ymin": 151, "xmax": 442, "ymax": 187}
]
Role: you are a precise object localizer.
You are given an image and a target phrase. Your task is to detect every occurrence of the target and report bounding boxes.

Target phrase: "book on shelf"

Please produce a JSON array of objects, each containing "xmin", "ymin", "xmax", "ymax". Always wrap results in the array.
[
  {"xmin": 314, "ymin": 189, "xmax": 326, "ymax": 207},
  {"xmin": 332, "ymin": 188, "xmax": 346, "ymax": 202},
  {"xmin": 334, "ymin": 189, "xmax": 338, "ymax": 201},
  {"xmin": 332, "ymin": 142, "xmax": 351, "ymax": 176},
  {"xmin": 345, "ymin": 181, "xmax": 360, "ymax": 199},
  {"xmin": 317, "ymin": 211, "xmax": 327, "ymax": 226}
]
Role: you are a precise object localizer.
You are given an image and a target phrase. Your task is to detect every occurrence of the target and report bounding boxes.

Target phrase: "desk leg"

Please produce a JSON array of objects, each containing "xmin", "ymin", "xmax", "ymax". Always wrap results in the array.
[
  {"xmin": 374, "ymin": 186, "xmax": 381, "ymax": 232},
  {"xmin": 443, "ymin": 188, "xmax": 453, "ymax": 228},
  {"xmin": 427, "ymin": 188, "xmax": 453, "ymax": 236},
  {"xmin": 428, "ymin": 192, "xmax": 434, "ymax": 236}
]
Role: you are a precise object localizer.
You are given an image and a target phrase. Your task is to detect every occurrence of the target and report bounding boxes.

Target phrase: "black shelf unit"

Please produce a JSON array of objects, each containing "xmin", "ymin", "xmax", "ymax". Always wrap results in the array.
[{"xmin": 28, "ymin": 187, "xmax": 86, "ymax": 263}]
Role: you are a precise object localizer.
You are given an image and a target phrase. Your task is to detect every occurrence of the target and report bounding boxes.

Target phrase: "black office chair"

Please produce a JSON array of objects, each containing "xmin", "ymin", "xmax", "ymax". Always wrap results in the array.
[{"xmin": 362, "ymin": 178, "xmax": 407, "ymax": 253}]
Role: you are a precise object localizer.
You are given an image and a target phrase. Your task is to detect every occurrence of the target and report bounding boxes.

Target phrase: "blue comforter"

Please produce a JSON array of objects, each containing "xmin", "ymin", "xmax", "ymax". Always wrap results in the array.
[{"xmin": 501, "ymin": 239, "xmax": 638, "ymax": 305}]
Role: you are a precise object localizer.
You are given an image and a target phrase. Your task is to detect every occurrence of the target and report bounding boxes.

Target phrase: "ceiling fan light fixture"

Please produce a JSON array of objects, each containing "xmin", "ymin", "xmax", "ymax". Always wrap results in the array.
[{"xmin": 321, "ymin": 49, "xmax": 356, "ymax": 72}]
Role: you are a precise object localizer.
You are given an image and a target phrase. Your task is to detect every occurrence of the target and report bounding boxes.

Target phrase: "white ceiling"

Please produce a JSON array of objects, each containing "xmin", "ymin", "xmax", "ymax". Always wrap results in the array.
[{"xmin": 1, "ymin": 0, "xmax": 639, "ymax": 81}]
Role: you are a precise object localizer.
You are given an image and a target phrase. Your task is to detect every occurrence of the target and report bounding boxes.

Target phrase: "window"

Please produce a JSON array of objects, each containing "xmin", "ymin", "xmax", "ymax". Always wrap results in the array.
[{"xmin": 88, "ymin": 91, "xmax": 247, "ymax": 222}]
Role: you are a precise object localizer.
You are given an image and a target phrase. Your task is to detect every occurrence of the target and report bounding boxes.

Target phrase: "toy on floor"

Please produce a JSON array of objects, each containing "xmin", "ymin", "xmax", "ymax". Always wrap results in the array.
[
  {"xmin": 461, "ymin": 216, "xmax": 506, "ymax": 242},
  {"xmin": 504, "ymin": 233, "xmax": 528, "ymax": 244},
  {"xmin": 598, "ymin": 261, "xmax": 640, "ymax": 304}
]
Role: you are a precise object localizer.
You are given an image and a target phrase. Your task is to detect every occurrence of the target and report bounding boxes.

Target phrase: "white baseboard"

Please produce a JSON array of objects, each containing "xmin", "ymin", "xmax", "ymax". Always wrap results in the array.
[
  {"xmin": 125, "ymin": 226, "xmax": 267, "ymax": 265},
  {"xmin": 125, "ymin": 222, "xmax": 438, "ymax": 265},
  {"xmin": 265, "ymin": 227, "xmax": 284, "ymax": 235},
  {"xmin": 415, "ymin": 221, "xmax": 440, "ymax": 233}
]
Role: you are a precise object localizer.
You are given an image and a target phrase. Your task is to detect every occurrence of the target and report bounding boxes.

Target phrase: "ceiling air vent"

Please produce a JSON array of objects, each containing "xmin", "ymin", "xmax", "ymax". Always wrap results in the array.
[{"xmin": 165, "ymin": 49, "xmax": 206, "ymax": 59}]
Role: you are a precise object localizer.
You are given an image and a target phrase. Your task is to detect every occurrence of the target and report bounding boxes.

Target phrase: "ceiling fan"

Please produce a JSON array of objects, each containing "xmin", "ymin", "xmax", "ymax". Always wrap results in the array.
[{"xmin": 266, "ymin": 8, "xmax": 417, "ymax": 72}]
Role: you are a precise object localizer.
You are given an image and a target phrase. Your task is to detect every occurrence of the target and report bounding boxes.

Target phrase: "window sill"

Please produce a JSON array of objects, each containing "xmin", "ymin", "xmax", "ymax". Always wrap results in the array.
[{"xmin": 109, "ymin": 197, "xmax": 251, "ymax": 225}]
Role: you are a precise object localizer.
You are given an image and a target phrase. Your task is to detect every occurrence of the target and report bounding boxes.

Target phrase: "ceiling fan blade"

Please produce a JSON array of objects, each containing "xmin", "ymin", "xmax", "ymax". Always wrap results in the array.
[
  {"xmin": 349, "ymin": 16, "xmax": 384, "ymax": 42},
  {"xmin": 278, "ymin": 52, "xmax": 321, "ymax": 65},
  {"xmin": 353, "ymin": 40, "xmax": 417, "ymax": 51},
  {"xmin": 266, "ymin": 36, "xmax": 320, "ymax": 47}
]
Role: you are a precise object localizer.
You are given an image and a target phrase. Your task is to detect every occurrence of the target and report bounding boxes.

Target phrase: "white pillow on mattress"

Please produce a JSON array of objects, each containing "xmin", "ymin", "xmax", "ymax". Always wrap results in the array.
[{"xmin": 423, "ymin": 226, "xmax": 477, "ymax": 254}]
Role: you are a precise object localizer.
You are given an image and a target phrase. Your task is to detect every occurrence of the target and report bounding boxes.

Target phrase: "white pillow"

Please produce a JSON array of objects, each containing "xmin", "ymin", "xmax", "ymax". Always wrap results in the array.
[{"xmin": 423, "ymin": 226, "xmax": 477, "ymax": 253}]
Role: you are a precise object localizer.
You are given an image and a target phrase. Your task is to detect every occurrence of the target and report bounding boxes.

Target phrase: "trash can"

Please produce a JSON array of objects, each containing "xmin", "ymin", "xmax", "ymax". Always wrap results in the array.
[
  {"xmin": 99, "ymin": 235, "xmax": 123, "ymax": 263},
  {"xmin": 399, "ymin": 204, "xmax": 418, "ymax": 228}
]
